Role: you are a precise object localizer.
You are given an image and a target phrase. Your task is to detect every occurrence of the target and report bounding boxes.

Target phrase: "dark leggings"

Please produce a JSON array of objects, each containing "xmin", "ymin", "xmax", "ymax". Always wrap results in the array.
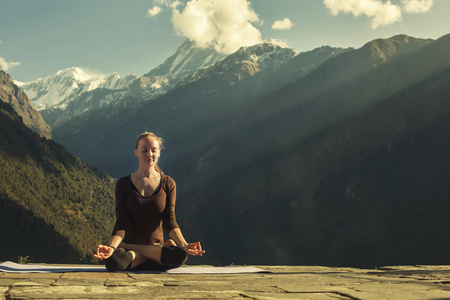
[{"xmin": 104, "ymin": 246, "xmax": 188, "ymax": 272}]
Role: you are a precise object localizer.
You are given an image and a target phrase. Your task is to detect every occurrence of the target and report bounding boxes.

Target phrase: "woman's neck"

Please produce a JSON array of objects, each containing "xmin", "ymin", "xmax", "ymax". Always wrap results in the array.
[{"xmin": 135, "ymin": 166, "xmax": 158, "ymax": 178}]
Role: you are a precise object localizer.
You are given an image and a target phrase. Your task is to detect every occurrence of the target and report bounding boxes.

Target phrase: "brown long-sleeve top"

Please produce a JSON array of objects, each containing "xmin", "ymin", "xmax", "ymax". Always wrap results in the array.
[{"xmin": 111, "ymin": 174, "xmax": 180, "ymax": 245}]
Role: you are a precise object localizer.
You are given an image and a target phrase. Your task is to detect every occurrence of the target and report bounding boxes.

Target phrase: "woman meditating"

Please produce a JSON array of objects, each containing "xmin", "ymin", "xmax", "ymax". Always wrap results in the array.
[{"xmin": 94, "ymin": 132, "xmax": 205, "ymax": 271}]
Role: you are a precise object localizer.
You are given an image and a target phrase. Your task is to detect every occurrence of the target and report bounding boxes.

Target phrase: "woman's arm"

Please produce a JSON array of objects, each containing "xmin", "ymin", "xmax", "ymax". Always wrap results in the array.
[
  {"xmin": 108, "ymin": 230, "xmax": 125, "ymax": 249},
  {"xmin": 168, "ymin": 228, "xmax": 188, "ymax": 247}
]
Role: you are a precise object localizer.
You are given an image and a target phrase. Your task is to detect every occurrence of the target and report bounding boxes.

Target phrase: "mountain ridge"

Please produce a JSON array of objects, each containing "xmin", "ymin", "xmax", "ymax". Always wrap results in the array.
[{"xmin": 0, "ymin": 69, "xmax": 51, "ymax": 138}]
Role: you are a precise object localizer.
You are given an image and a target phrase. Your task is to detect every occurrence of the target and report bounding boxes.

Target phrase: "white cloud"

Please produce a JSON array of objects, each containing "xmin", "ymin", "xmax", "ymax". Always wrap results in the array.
[
  {"xmin": 323, "ymin": 0, "xmax": 402, "ymax": 29},
  {"xmin": 323, "ymin": 0, "xmax": 434, "ymax": 28},
  {"xmin": 171, "ymin": 1, "xmax": 182, "ymax": 9},
  {"xmin": 170, "ymin": 0, "xmax": 263, "ymax": 54},
  {"xmin": 401, "ymin": 0, "xmax": 433, "ymax": 14},
  {"xmin": 272, "ymin": 18, "xmax": 294, "ymax": 30},
  {"xmin": 148, "ymin": 6, "xmax": 163, "ymax": 17},
  {"xmin": 0, "ymin": 57, "xmax": 20, "ymax": 71}
]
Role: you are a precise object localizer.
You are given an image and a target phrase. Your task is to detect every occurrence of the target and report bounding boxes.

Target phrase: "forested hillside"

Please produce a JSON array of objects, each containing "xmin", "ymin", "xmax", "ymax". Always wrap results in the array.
[
  {"xmin": 179, "ymin": 34, "xmax": 450, "ymax": 266},
  {"xmin": 0, "ymin": 99, "xmax": 115, "ymax": 263}
]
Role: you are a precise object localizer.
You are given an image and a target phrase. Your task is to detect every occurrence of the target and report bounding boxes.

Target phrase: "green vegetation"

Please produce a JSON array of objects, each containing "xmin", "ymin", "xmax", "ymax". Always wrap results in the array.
[
  {"xmin": 17, "ymin": 256, "xmax": 30, "ymax": 264},
  {"xmin": 0, "ymin": 100, "xmax": 115, "ymax": 263}
]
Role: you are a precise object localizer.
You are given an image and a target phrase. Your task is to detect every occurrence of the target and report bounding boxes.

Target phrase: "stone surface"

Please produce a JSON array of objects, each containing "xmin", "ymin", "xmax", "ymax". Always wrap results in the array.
[{"xmin": 1, "ymin": 265, "xmax": 450, "ymax": 299}]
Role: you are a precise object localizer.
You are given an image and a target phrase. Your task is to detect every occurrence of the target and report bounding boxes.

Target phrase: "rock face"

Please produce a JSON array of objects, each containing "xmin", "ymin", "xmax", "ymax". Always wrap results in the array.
[{"xmin": 0, "ymin": 69, "xmax": 51, "ymax": 138}]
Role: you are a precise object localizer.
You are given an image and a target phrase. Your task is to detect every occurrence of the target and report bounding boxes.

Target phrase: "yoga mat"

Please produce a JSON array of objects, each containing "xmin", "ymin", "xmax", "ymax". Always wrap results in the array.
[{"xmin": 0, "ymin": 261, "xmax": 269, "ymax": 274}]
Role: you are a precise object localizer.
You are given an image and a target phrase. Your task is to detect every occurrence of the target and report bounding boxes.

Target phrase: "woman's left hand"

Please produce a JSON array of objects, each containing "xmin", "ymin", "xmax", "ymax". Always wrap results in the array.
[{"xmin": 182, "ymin": 242, "xmax": 205, "ymax": 256}]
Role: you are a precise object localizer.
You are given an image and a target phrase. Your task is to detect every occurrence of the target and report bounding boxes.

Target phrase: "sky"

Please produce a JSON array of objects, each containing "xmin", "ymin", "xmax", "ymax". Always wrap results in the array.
[{"xmin": 0, "ymin": 0, "xmax": 448, "ymax": 82}]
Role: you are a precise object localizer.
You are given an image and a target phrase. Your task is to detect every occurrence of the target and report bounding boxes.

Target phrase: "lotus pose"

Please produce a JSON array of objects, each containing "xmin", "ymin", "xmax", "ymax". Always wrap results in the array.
[{"xmin": 94, "ymin": 132, "xmax": 204, "ymax": 271}]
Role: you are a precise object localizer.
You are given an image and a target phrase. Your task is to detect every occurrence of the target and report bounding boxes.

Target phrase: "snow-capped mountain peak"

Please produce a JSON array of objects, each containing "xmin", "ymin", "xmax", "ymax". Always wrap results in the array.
[
  {"xmin": 56, "ymin": 67, "xmax": 99, "ymax": 82},
  {"xmin": 144, "ymin": 39, "xmax": 227, "ymax": 79},
  {"xmin": 20, "ymin": 67, "xmax": 138, "ymax": 111},
  {"xmin": 102, "ymin": 73, "xmax": 139, "ymax": 90},
  {"xmin": 178, "ymin": 39, "xmax": 298, "ymax": 86},
  {"xmin": 20, "ymin": 67, "xmax": 104, "ymax": 110}
]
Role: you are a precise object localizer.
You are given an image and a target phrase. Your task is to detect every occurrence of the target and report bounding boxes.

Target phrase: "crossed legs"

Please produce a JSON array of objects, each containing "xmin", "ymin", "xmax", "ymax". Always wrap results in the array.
[{"xmin": 104, "ymin": 240, "xmax": 187, "ymax": 272}]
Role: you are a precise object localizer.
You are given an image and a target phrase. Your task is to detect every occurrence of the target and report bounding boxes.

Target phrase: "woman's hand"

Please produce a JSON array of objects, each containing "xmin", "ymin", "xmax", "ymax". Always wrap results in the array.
[
  {"xmin": 94, "ymin": 245, "xmax": 115, "ymax": 260},
  {"xmin": 182, "ymin": 242, "xmax": 205, "ymax": 256}
]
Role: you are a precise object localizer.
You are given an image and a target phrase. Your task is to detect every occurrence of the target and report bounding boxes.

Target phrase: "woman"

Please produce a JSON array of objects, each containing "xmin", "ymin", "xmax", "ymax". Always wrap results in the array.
[{"xmin": 94, "ymin": 132, "xmax": 205, "ymax": 271}]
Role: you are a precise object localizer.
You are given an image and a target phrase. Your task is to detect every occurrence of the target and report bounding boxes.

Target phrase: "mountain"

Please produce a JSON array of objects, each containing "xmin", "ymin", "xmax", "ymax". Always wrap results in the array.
[
  {"xmin": 89, "ymin": 35, "xmax": 429, "ymax": 178},
  {"xmin": 129, "ymin": 38, "xmax": 227, "ymax": 99},
  {"xmin": 22, "ymin": 39, "xmax": 226, "ymax": 132},
  {"xmin": 144, "ymin": 39, "xmax": 227, "ymax": 79},
  {"xmin": 306, "ymin": 66, "xmax": 450, "ymax": 267},
  {"xmin": 20, "ymin": 67, "xmax": 104, "ymax": 111},
  {"xmin": 172, "ymin": 34, "xmax": 450, "ymax": 266},
  {"xmin": 19, "ymin": 67, "xmax": 138, "ymax": 111},
  {"xmin": 271, "ymin": 45, "xmax": 353, "ymax": 87},
  {"xmin": 51, "ymin": 41, "xmax": 346, "ymax": 176},
  {"xmin": 0, "ymin": 97, "xmax": 115, "ymax": 264},
  {"xmin": 177, "ymin": 40, "xmax": 299, "ymax": 88},
  {"xmin": 178, "ymin": 41, "xmax": 352, "ymax": 95},
  {"xmin": 70, "ymin": 34, "xmax": 449, "ymax": 267},
  {"xmin": 0, "ymin": 69, "xmax": 51, "ymax": 138}
]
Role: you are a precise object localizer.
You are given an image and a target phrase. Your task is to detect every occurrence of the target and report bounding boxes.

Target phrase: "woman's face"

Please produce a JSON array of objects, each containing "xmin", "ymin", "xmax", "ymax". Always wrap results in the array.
[{"xmin": 135, "ymin": 137, "xmax": 161, "ymax": 168}]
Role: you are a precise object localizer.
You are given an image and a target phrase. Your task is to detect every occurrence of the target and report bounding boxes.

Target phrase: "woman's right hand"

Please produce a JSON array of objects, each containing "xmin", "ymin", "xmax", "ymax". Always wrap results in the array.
[{"xmin": 94, "ymin": 245, "xmax": 115, "ymax": 260}]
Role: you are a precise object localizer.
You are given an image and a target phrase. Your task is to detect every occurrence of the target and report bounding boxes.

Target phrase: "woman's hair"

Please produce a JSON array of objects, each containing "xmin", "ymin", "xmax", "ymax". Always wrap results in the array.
[
  {"xmin": 135, "ymin": 132, "xmax": 164, "ymax": 174},
  {"xmin": 135, "ymin": 132, "xmax": 164, "ymax": 150}
]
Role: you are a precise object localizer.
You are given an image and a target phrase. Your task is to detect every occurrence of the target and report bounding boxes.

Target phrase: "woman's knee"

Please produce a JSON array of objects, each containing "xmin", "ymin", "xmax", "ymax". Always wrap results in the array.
[
  {"xmin": 104, "ymin": 248, "xmax": 134, "ymax": 272},
  {"xmin": 161, "ymin": 246, "xmax": 188, "ymax": 268}
]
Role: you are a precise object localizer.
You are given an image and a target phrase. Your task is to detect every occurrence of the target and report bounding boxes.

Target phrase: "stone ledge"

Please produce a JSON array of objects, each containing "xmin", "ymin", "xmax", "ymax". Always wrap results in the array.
[{"xmin": 1, "ymin": 265, "xmax": 450, "ymax": 299}]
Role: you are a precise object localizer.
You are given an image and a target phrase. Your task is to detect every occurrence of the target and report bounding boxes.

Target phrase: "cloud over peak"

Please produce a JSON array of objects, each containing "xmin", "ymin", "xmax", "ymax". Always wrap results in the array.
[{"xmin": 152, "ymin": 0, "xmax": 263, "ymax": 54}]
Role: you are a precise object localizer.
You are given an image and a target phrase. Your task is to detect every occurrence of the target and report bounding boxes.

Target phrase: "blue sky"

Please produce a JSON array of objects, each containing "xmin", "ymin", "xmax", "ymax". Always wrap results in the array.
[{"xmin": 0, "ymin": 0, "xmax": 448, "ymax": 82}]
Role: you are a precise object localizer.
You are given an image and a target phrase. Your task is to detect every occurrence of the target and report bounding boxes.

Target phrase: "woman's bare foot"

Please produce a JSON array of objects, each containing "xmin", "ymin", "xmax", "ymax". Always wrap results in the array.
[{"xmin": 163, "ymin": 239, "xmax": 177, "ymax": 247}]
